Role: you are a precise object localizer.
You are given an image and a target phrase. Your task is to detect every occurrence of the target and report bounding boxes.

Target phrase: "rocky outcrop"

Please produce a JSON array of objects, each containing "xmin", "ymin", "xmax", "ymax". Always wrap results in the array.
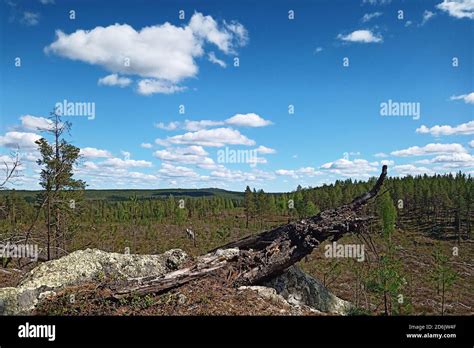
[
  {"xmin": 239, "ymin": 265, "xmax": 350, "ymax": 315},
  {"xmin": 0, "ymin": 248, "xmax": 350, "ymax": 315},
  {"xmin": 0, "ymin": 248, "xmax": 188, "ymax": 315},
  {"xmin": 264, "ymin": 265, "xmax": 351, "ymax": 314}
]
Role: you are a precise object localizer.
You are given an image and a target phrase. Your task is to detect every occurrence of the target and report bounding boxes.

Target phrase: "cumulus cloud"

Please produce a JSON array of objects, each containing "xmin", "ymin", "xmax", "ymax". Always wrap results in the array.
[
  {"xmin": 80, "ymin": 147, "xmax": 112, "ymax": 158},
  {"xmin": 155, "ymin": 113, "xmax": 272, "ymax": 132},
  {"xmin": 275, "ymin": 167, "xmax": 321, "ymax": 179},
  {"xmin": 450, "ymin": 92, "xmax": 474, "ymax": 104},
  {"xmin": 140, "ymin": 143, "xmax": 153, "ymax": 149},
  {"xmin": 20, "ymin": 115, "xmax": 54, "ymax": 131},
  {"xmin": 183, "ymin": 120, "xmax": 224, "ymax": 131},
  {"xmin": 153, "ymin": 146, "xmax": 216, "ymax": 169},
  {"xmin": 337, "ymin": 30, "xmax": 383, "ymax": 43},
  {"xmin": 98, "ymin": 74, "xmax": 132, "ymax": 87},
  {"xmin": 210, "ymin": 167, "xmax": 274, "ymax": 182},
  {"xmin": 374, "ymin": 152, "xmax": 388, "ymax": 158},
  {"xmin": 391, "ymin": 143, "xmax": 468, "ymax": 156},
  {"xmin": 418, "ymin": 153, "xmax": 474, "ymax": 168},
  {"xmin": 320, "ymin": 158, "xmax": 379, "ymax": 177},
  {"xmin": 225, "ymin": 113, "xmax": 273, "ymax": 127},
  {"xmin": 101, "ymin": 157, "xmax": 152, "ymax": 168},
  {"xmin": 158, "ymin": 127, "xmax": 255, "ymax": 147},
  {"xmin": 45, "ymin": 12, "xmax": 248, "ymax": 95},
  {"xmin": 469, "ymin": 140, "xmax": 474, "ymax": 148},
  {"xmin": 436, "ymin": 0, "xmax": 474, "ymax": 19},
  {"xmin": 137, "ymin": 79, "xmax": 186, "ymax": 95},
  {"xmin": 0, "ymin": 131, "xmax": 41, "ymax": 149},
  {"xmin": 158, "ymin": 163, "xmax": 199, "ymax": 178},
  {"xmin": 393, "ymin": 164, "xmax": 434, "ymax": 176},
  {"xmin": 416, "ymin": 121, "xmax": 474, "ymax": 136}
]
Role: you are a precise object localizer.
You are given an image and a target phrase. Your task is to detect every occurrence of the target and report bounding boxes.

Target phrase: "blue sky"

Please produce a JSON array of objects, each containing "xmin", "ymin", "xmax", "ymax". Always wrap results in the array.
[{"xmin": 0, "ymin": 0, "xmax": 472, "ymax": 191}]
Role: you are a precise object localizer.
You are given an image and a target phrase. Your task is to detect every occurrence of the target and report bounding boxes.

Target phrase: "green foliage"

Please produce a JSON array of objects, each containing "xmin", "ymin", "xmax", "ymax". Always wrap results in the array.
[
  {"xmin": 366, "ymin": 191, "xmax": 406, "ymax": 315},
  {"xmin": 377, "ymin": 192, "xmax": 397, "ymax": 238},
  {"xmin": 430, "ymin": 247, "xmax": 458, "ymax": 315}
]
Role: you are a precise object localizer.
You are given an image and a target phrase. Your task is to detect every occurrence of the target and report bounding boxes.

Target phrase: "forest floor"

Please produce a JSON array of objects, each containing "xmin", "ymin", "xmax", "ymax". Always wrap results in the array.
[{"xmin": 2, "ymin": 211, "xmax": 473, "ymax": 315}]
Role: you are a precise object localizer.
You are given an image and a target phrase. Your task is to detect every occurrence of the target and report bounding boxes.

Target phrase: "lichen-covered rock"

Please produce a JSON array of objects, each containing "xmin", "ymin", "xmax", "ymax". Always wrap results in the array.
[
  {"xmin": 263, "ymin": 265, "xmax": 351, "ymax": 315},
  {"xmin": 0, "ymin": 248, "xmax": 188, "ymax": 315},
  {"xmin": 238, "ymin": 285, "xmax": 322, "ymax": 315}
]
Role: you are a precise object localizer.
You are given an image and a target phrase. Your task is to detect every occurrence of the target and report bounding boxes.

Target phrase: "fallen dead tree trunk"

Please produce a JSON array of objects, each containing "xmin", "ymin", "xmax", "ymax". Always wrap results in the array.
[{"xmin": 111, "ymin": 165, "xmax": 388, "ymax": 298}]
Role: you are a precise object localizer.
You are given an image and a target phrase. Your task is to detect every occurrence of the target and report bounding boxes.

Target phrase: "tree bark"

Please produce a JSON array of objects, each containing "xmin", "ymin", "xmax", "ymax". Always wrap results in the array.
[{"xmin": 111, "ymin": 166, "xmax": 388, "ymax": 298}]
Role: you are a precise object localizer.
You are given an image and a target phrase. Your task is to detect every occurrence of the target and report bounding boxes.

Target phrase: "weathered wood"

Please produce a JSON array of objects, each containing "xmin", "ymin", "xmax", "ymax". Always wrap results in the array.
[{"xmin": 111, "ymin": 166, "xmax": 388, "ymax": 298}]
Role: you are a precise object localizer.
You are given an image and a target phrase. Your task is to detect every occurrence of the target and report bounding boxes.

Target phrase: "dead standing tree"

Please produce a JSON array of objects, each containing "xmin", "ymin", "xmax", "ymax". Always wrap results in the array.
[{"xmin": 111, "ymin": 166, "xmax": 388, "ymax": 298}]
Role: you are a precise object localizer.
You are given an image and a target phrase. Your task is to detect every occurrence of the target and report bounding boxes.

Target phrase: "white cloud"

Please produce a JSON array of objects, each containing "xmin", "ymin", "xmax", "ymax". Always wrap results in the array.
[
  {"xmin": 314, "ymin": 47, "xmax": 324, "ymax": 54},
  {"xmin": 77, "ymin": 162, "xmax": 159, "ymax": 186},
  {"xmin": 361, "ymin": 12, "xmax": 383, "ymax": 22},
  {"xmin": 101, "ymin": 157, "xmax": 152, "ymax": 168},
  {"xmin": 275, "ymin": 167, "xmax": 322, "ymax": 179},
  {"xmin": 374, "ymin": 152, "xmax": 388, "ymax": 158},
  {"xmin": 208, "ymin": 51, "xmax": 226, "ymax": 68},
  {"xmin": 421, "ymin": 10, "xmax": 436, "ymax": 25},
  {"xmin": 210, "ymin": 167, "xmax": 274, "ymax": 182},
  {"xmin": 0, "ymin": 131, "xmax": 41, "ymax": 149},
  {"xmin": 416, "ymin": 121, "xmax": 474, "ymax": 136},
  {"xmin": 256, "ymin": 145, "xmax": 276, "ymax": 154},
  {"xmin": 337, "ymin": 30, "xmax": 383, "ymax": 43},
  {"xmin": 20, "ymin": 115, "xmax": 54, "ymax": 131},
  {"xmin": 469, "ymin": 140, "xmax": 474, "ymax": 148},
  {"xmin": 381, "ymin": 159, "xmax": 395, "ymax": 166},
  {"xmin": 155, "ymin": 113, "xmax": 272, "ymax": 131},
  {"xmin": 393, "ymin": 164, "xmax": 434, "ymax": 176},
  {"xmin": 275, "ymin": 169, "xmax": 297, "ymax": 178},
  {"xmin": 436, "ymin": 0, "xmax": 474, "ymax": 19},
  {"xmin": 419, "ymin": 153, "xmax": 474, "ymax": 168},
  {"xmin": 320, "ymin": 158, "xmax": 379, "ymax": 177},
  {"xmin": 141, "ymin": 143, "xmax": 153, "ymax": 149},
  {"xmin": 183, "ymin": 120, "xmax": 224, "ymax": 131},
  {"xmin": 155, "ymin": 121, "xmax": 180, "ymax": 131},
  {"xmin": 137, "ymin": 79, "xmax": 186, "ymax": 95},
  {"xmin": 450, "ymin": 92, "xmax": 474, "ymax": 104},
  {"xmin": 45, "ymin": 12, "xmax": 248, "ymax": 95},
  {"xmin": 158, "ymin": 163, "xmax": 199, "ymax": 178},
  {"xmin": 22, "ymin": 12, "xmax": 40, "ymax": 26},
  {"xmin": 159, "ymin": 127, "xmax": 255, "ymax": 147},
  {"xmin": 391, "ymin": 143, "xmax": 468, "ymax": 156},
  {"xmin": 80, "ymin": 147, "xmax": 112, "ymax": 158},
  {"xmin": 98, "ymin": 74, "xmax": 132, "ymax": 87},
  {"xmin": 225, "ymin": 113, "xmax": 273, "ymax": 127},
  {"xmin": 153, "ymin": 146, "xmax": 216, "ymax": 169}
]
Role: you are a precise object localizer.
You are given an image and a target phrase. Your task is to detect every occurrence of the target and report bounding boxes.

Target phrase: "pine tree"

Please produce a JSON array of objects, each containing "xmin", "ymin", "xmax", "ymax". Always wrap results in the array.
[
  {"xmin": 430, "ymin": 247, "xmax": 458, "ymax": 315},
  {"xmin": 36, "ymin": 110, "xmax": 85, "ymax": 259},
  {"xmin": 243, "ymin": 186, "xmax": 254, "ymax": 228}
]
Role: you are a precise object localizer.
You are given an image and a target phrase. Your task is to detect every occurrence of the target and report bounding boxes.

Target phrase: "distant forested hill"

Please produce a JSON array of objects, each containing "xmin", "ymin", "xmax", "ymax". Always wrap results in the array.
[{"xmin": 0, "ymin": 187, "xmax": 244, "ymax": 202}]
